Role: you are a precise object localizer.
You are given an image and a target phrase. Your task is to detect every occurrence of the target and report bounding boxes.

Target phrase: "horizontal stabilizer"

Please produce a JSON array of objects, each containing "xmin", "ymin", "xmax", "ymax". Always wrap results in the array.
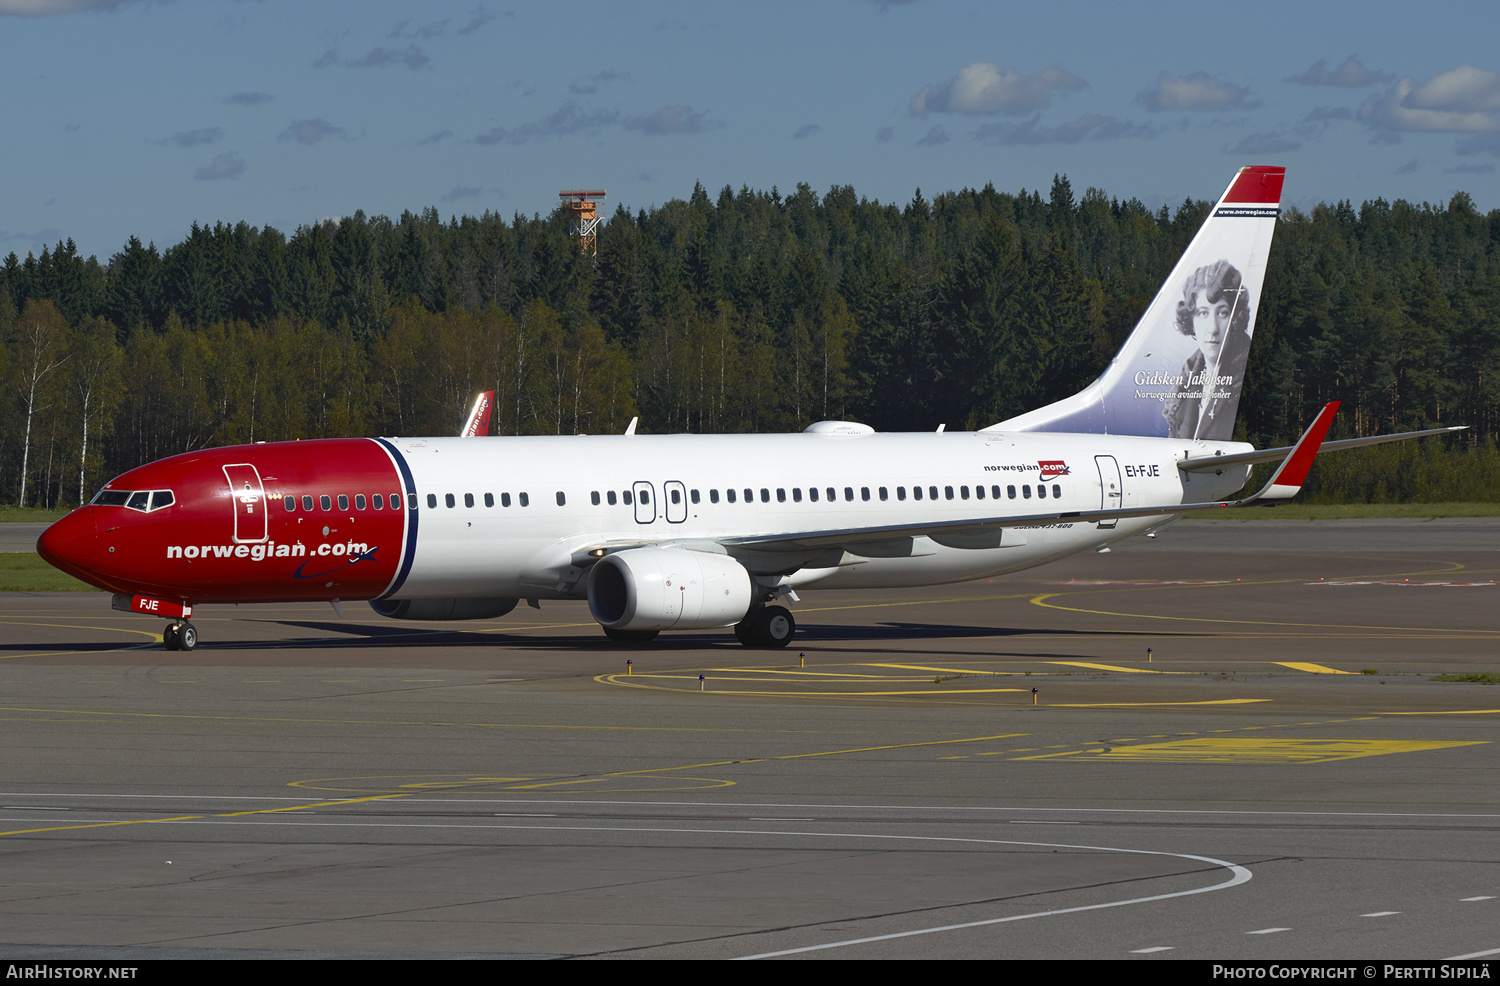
[{"xmin": 1180, "ymin": 425, "xmax": 1467, "ymax": 473}]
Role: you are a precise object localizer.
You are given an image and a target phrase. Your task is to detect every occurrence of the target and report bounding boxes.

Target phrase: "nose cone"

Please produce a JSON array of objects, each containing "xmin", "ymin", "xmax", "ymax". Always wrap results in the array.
[{"xmin": 37, "ymin": 510, "xmax": 101, "ymax": 585}]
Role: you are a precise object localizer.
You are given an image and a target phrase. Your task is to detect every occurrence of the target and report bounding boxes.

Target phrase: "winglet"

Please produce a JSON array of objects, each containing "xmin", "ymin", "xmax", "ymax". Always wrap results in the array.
[
  {"xmin": 461, "ymin": 391, "xmax": 494, "ymax": 437},
  {"xmin": 624, "ymin": 417, "xmax": 638, "ymax": 436},
  {"xmin": 1253, "ymin": 401, "xmax": 1339, "ymax": 500}
]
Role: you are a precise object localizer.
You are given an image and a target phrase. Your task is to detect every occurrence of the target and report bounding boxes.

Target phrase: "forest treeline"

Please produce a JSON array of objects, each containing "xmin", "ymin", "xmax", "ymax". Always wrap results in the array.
[{"xmin": 3, "ymin": 176, "xmax": 1499, "ymax": 508}]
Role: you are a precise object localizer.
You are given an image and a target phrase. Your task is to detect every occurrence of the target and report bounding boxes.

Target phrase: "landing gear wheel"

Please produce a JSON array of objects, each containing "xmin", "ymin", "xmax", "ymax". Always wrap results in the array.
[
  {"xmin": 603, "ymin": 627, "xmax": 659, "ymax": 644},
  {"xmin": 163, "ymin": 622, "xmax": 198, "ymax": 651},
  {"xmin": 757, "ymin": 605, "xmax": 795, "ymax": 648},
  {"xmin": 739, "ymin": 605, "xmax": 794, "ymax": 648}
]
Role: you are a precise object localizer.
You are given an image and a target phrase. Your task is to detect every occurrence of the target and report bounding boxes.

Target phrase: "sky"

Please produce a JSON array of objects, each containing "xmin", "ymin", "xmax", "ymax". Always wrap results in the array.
[{"xmin": 2, "ymin": 0, "xmax": 1498, "ymax": 263}]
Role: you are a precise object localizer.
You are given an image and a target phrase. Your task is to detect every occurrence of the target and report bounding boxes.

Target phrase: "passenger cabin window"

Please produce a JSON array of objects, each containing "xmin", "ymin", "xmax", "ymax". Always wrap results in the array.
[
  {"xmin": 556, "ymin": 491, "xmax": 566, "ymax": 506},
  {"xmin": 465, "ymin": 493, "xmax": 475, "ymax": 507},
  {"xmin": 879, "ymin": 487, "xmax": 888, "ymax": 501},
  {"xmin": 744, "ymin": 488, "xmax": 753, "ymax": 503},
  {"xmin": 1037, "ymin": 485, "xmax": 1046, "ymax": 499},
  {"xmin": 809, "ymin": 487, "xmax": 819, "ymax": 502},
  {"xmin": 727, "ymin": 489, "xmax": 736, "ymax": 503},
  {"xmin": 691, "ymin": 489, "xmax": 700, "ymax": 504},
  {"xmin": 913, "ymin": 486, "xmax": 923, "ymax": 501},
  {"xmin": 407, "ymin": 494, "xmax": 417, "ymax": 510},
  {"xmin": 284, "ymin": 495, "xmax": 296, "ymax": 511},
  {"xmin": 844, "ymin": 487, "xmax": 854, "ymax": 501},
  {"xmin": 1053, "ymin": 484, "xmax": 1061, "ymax": 498},
  {"xmin": 897, "ymin": 487, "xmax": 906, "ymax": 501},
  {"xmin": 1007, "ymin": 485, "xmax": 1016, "ymax": 499},
  {"xmin": 1022, "ymin": 485, "xmax": 1031, "ymax": 499},
  {"xmin": 321, "ymin": 495, "xmax": 332, "ymax": 511},
  {"xmin": 710, "ymin": 489, "xmax": 719, "ymax": 503},
  {"xmin": 427, "ymin": 494, "xmax": 437, "ymax": 509},
  {"xmin": 501, "ymin": 493, "xmax": 511, "ymax": 507},
  {"xmin": 623, "ymin": 491, "xmax": 632, "ymax": 506},
  {"xmin": 355, "ymin": 495, "xmax": 366, "ymax": 510},
  {"xmin": 484, "ymin": 493, "xmax": 494, "ymax": 507},
  {"xmin": 791, "ymin": 488, "xmax": 800, "ymax": 502},
  {"xmin": 591, "ymin": 491, "xmax": 600, "ymax": 506},
  {"xmin": 607, "ymin": 491, "xmax": 617, "ymax": 505},
  {"xmin": 373, "ymin": 494, "xmax": 384, "ymax": 510},
  {"xmin": 303, "ymin": 495, "xmax": 314, "ymax": 511},
  {"xmin": 776, "ymin": 488, "xmax": 786, "ymax": 503},
  {"xmin": 338, "ymin": 495, "xmax": 349, "ymax": 510},
  {"xmin": 826, "ymin": 487, "xmax": 835, "ymax": 501},
  {"xmin": 445, "ymin": 493, "xmax": 455, "ymax": 508},
  {"xmin": 519, "ymin": 493, "xmax": 530, "ymax": 507},
  {"xmin": 672, "ymin": 489, "xmax": 682, "ymax": 504}
]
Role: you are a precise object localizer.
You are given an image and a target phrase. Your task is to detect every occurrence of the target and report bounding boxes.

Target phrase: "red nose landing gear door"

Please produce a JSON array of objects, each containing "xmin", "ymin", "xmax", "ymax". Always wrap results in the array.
[{"xmin": 223, "ymin": 463, "xmax": 268, "ymax": 543}]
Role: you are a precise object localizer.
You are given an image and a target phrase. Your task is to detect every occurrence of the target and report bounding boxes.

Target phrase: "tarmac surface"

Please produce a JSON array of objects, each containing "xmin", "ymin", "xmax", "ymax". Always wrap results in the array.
[{"xmin": 0, "ymin": 519, "xmax": 1497, "ymax": 960}]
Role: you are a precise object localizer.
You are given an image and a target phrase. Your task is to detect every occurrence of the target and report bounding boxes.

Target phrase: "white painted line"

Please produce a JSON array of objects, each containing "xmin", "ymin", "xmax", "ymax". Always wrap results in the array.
[
  {"xmin": 1461, "ymin": 896, "xmax": 1495, "ymax": 902},
  {"xmin": 1246, "ymin": 927, "xmax": 1290, "ymax": 935},
  {"xmin": 1447, "ymin": 947, "xmax": 1500, "ymax": 959},
  {"xmin": 1361, "ymin": 911, "xmax": 1400, "ymax": 917},
  {"xmin": 733, "ymin": 846, "xmax": 1252, "ymax": 959},
  {"xmin": 1132, "ymin": 946, "xmax": 1174, "ymax": 953}
]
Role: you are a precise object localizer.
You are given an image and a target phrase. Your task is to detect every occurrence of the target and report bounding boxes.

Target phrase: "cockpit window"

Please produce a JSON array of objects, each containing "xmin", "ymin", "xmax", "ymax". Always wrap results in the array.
[{"xmin": 90, "ymin": 488, "xmax": 175, "ymax": 512}]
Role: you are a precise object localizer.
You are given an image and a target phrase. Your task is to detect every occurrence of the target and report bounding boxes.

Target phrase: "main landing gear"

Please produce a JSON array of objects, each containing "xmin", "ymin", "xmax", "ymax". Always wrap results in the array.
[
  {"xmin": 162, "ymin": 620, "xmax": 198, "ymax": 651},
  {"xmin": 734, "ymin": 604, "xmax": 795, "ymax": 649}
]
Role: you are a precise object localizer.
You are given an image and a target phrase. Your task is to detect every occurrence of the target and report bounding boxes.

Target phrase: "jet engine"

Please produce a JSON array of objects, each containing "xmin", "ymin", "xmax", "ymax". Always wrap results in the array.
[
  {"xmin": 587, "ymin": 547, "xmax": 753, "ymax": 631},
  {"xmin": 369, "ymin": 597, "xmax": 519, "ymax": 621}
]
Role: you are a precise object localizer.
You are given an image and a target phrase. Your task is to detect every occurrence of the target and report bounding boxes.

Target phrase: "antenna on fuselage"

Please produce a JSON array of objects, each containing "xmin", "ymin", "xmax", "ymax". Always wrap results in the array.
[{"xmin": 624, "ymin": 417, "xmax": 638, "ymax": 436}]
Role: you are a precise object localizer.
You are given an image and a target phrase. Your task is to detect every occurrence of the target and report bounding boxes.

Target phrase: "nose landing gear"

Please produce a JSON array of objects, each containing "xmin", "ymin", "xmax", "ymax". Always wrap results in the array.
[{"xmin": 163, "ymin": 621, "xmax": 198, "ymax": 651}]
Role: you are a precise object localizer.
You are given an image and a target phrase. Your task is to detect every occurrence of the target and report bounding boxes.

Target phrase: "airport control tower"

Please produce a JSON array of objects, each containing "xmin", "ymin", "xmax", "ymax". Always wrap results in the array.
[{"xmin": 559, "ymin": 188, "xmax": 606, "ymax": 257}]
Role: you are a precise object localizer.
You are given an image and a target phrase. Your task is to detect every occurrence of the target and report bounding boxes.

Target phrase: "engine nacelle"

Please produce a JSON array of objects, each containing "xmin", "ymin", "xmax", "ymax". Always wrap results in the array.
[
  {"xmin": 588, "ymin": 548, "xmax": 753, "ymax": 631},
  {"xmin": 370, "ymin": 597, "xmax": 519, "ymax": 621}
]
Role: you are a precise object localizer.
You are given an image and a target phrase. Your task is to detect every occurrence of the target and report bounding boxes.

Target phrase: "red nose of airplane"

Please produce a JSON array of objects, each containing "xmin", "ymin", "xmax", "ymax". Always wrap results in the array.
[{"xmin": 37, "ymin": 510, "xmax": 101, "ymax": 585}]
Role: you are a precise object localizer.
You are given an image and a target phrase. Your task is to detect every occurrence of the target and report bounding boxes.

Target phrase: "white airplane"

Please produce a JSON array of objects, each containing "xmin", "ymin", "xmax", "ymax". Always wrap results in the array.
[{"xmin": 37, "ymin": 166, "xmax": 1458, "ymax": 650}]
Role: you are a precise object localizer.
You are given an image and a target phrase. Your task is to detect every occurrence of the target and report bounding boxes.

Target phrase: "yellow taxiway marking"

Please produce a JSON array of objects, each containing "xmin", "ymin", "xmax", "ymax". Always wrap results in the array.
[
  {"xmin": 0, "ymin": 792, "xmax": 410, "ymax": 838},
  {"xmin": 287, "ymin": 733, "xmax": 1031, "ymax": 794},
  {"xmin": 1380, "ymin": 709, "xmax": 1500, "ymax": 716},
  {"xmin": 1045, "ymin": 699, "xmax": 1270, "ymax": 708},
  {"xmin": 1029, "ymin": 592, "xmax": 1500, "ymax": 635},
  {"xmin": 1275, "ymin": 662, "xmax": 1356, "ymax": 674},
  {"xmin": 1044, "ymin": 661, "xmax": 1175, "ymax": 674},
  {"xmin": 1016, "ymin": 738, "xmax": 1485, "ymax": 764},
  {"xmin": 596, "ymin": 674, "xmax": 1029, "ymax": 697},
  {"xmin": 864, "ymin": 663, "xmax": 1012, "ymax": 676}
]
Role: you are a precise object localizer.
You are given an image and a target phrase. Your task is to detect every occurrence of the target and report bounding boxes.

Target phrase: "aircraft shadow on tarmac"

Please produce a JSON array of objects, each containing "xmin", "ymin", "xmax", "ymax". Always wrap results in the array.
[{"xmin": 169, "ymin": 618, "xmax": 1193, "ymax": 652}]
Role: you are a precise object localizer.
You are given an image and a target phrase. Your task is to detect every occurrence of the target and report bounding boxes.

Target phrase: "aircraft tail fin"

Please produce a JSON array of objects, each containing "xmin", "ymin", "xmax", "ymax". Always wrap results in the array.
[
  {"xmin": 461, "ymin": 391, "xmax": 494, "ymax": 437},
  {"xmin": 988, "ymin": 166, "xmax": 1285, "ymax": 440}
]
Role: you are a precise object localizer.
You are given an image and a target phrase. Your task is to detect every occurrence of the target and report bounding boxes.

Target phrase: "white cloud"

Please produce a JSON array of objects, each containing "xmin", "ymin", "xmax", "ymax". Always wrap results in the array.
[
  {"xmin": 0, "ymin": 0, "xmax": 142, "ymax": 15},
  {"xmin": 194, "ymin": 153, "xmax": 245, "ymax": 181},
  {"xmin": 163, "ymin": 127, "xmax": 223, "ymax": 148},
  {"xmin": 1137, "ymin": 72, "xmax": 1254, "ymax": 112},
  {"xmin": 973, "ymin": 113, "xmax": 1153, "ymax": 145},
  {"xmin": 1286, "ymin": 56, "xmax": 1392, "ymax": 88},
  {"xmin": 916, "ymin": 124, "xmax": 950, "ymax": 147},
  {"xmin": 1360, "ymin": 67, "xmax": 1500, "ymax": 133},
  {"xmin": 1224, "ymin": 132, "xmax": 1302, "ymax": 155},
  {"xmin": 473, "ymin": 103, "xmax": 621, "ymax": 144},
  {"xmin": 625, "ymin": 104, "xmax": 721, "ymax": 136},
  {"xmin": 278, "ymin": 119, "xmax": 350, "ymax": 145},
  {"xmin": 909, "ymin": 63, "xmax": 1085, "ymax": 117}
]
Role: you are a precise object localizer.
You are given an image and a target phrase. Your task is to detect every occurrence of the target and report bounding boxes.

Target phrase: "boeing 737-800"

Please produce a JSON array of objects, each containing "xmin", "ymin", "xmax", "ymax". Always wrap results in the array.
[{"xmin": 36, "ymin": 167, "xmax": 1458, "ymax": 650}]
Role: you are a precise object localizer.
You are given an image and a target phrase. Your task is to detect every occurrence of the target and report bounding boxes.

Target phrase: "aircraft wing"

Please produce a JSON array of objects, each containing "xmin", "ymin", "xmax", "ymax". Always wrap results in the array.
[{"xmin": 721, "ymin": 403, "xmax": 1342, "ymax": 554}]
